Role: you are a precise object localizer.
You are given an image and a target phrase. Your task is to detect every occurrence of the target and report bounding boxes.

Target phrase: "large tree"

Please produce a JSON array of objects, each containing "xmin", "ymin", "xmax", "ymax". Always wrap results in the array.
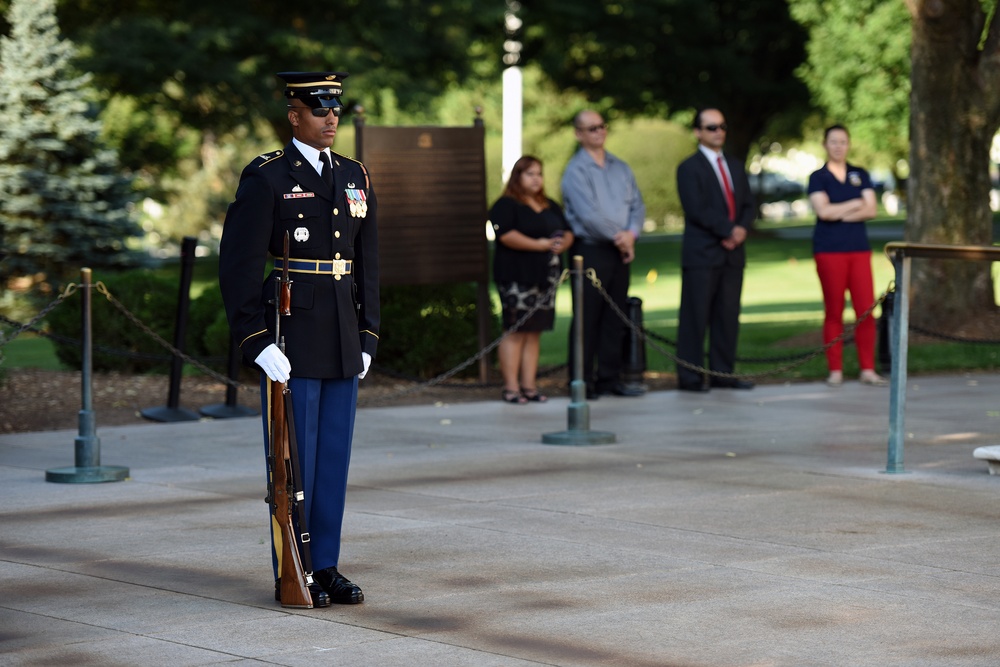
[
  {"xmin": 0, "ymin": 0, "xmax": 141, "ymax": 289},
  {"xmin": 521, "ymin": 0, "xmax": 812, "ymax": 161},
  {"xmin": 906, "ymin": 0, "xmax": 999, "ymax": 327}
]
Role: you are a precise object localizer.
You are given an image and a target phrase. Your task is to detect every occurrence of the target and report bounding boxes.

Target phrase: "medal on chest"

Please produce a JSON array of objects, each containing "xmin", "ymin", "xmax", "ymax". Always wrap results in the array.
[{"xmin": 345, "ymin": 183, "xmax": 368, "ymax": 218}]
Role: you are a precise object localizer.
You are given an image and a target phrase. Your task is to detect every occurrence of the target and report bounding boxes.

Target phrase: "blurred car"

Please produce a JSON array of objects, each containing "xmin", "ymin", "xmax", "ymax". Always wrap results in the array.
[{"xmin": 749, "ymin": 172, "xmax": 805, "ymax": 202}]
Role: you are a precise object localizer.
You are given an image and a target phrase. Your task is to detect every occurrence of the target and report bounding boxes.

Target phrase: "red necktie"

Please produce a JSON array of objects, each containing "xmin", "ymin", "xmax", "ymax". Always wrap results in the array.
[{"xmin": 718, "ymin": 156, "xmax": 736, "ymax": 222}]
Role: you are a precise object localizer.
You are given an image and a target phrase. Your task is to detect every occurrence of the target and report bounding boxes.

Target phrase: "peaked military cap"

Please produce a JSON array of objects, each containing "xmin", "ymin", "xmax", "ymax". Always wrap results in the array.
[{"xmin": 277, "ymin": 71, "xmax": 349, "ymax": 109}]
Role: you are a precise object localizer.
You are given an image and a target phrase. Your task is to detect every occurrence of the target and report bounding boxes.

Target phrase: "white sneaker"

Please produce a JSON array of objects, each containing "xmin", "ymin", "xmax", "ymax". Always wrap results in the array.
[{"xmin": 859, "ymin": 372, "xmax": 888, "ymax": 386}]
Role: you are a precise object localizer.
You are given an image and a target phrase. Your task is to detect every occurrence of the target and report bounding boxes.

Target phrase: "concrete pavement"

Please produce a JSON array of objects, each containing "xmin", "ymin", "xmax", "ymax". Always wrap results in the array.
[{"xmin": 2, "ymin": 373, "xmax": 1000, "ymax": 666}]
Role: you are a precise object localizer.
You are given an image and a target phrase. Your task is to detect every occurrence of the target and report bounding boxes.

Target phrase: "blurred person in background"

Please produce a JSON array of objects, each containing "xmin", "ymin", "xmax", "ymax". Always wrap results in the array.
[
  {"xmin": 807, "ymin": 124, "xmax": 886, "ymax": 387},
  {"xmin": 490, "ymin": 155, "xmax": 573, "ymax": 404},
  {"xmin": 675, "ymin": 108, "xmax": 754, "ymax": 392},
  {"xmin": 561, "ymin": 110, "xmax": 645, "ymax": 399}
]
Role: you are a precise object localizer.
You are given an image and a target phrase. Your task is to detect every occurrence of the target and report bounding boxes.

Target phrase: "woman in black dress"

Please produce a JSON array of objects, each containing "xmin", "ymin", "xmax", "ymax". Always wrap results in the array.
[{"xmin": 490, "ymin": 155, "xmax": 574, "ymax": 403}]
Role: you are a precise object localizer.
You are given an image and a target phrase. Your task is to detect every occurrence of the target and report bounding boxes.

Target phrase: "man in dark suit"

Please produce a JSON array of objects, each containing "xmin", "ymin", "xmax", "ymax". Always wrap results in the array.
[
  {"xmin": 219, "ymin": 72, "xmax": 379, "ymax": 606},
  {"xmin": 675, "ymin": 108, "xmax": 755, "ymax": 392}
]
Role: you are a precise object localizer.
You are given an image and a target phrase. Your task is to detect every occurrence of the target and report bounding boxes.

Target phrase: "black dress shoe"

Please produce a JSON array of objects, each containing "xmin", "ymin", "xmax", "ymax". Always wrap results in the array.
[
  {"xmin": 677, "ymin": 382, "xmax": 709, "ymax": 392},
  {"xmin": 314, "ymin": 567, "xmax": 364, "ymax": 604},
  {"xmin": 710, "ymin": 379, "xmax": 755, "ymax": 390},
  {"xmin": 274, "ymin": 578, "xmax": 331, "ymax": 608},
  {"xmin": 609, "ymin": 382, "xmax": 646, "ymax": 397}
]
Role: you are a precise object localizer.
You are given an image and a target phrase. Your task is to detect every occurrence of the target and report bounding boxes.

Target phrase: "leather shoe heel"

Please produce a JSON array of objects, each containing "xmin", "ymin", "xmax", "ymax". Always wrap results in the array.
[
  {"xmin": 710, "ymin": 379, "xmax": 755, "ymax": 390},
  {"xmin": 315, "ymin": 567, "xmax": 365, "ymax": 604},
  {"xmin": 678, "ymin": 383, "xmax": 708, "ymax": 393}
]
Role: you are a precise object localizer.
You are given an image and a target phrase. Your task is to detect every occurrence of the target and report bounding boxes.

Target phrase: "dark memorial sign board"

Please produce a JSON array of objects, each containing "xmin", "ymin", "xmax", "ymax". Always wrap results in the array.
[
  {"xmin": 355, "ymin": 125, "xmax": 489, "ymax": 286},
  {"xmin": 355, "ymin": 123, "xmax": 491, "ymax": 380}
]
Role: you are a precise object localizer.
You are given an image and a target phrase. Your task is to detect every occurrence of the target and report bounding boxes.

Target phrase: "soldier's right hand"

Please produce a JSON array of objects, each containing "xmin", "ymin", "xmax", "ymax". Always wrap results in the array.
[{"xmin": 255, "ymin": 344, "xmax": 291, "ymax": 383}]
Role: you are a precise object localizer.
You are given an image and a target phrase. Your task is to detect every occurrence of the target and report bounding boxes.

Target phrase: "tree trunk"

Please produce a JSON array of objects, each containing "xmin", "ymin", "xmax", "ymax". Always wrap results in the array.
[{"xmin": 906, "ymin": 0, "xmax": 1000, "ymax": 330}]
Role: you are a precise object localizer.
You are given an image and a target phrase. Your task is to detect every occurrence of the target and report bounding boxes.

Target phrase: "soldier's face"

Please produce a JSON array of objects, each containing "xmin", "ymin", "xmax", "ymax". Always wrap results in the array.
[{"xmin": 288, "ymin": 103, "xmax": 339, "ymax": 151}]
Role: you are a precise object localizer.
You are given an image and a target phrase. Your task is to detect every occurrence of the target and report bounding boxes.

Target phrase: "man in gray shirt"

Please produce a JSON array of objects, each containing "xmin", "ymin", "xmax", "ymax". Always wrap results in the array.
[{"xmin": 561, "ymin": 109, "xmax": 645, "ymax": 398}]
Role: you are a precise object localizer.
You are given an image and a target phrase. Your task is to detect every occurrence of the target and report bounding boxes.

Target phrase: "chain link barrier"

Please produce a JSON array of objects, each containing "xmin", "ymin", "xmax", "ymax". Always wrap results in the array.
[
  {"xmin": 0, "ymin": 282, "xmax": 240, "ymax": 391},
  {"xmin": 359, "ymin": 269, "xmax": 572, "ymax": 404},
  {"xmin": 0, "ymin": 284, "xmax": 78, "ymax": 349},
  {"xmin": 2, "ymin": 265, "xmax": 998, "ymax": 407},
  {"xmin": 583, "ymin": 268, "xmax": 893, "ymax": 381}
]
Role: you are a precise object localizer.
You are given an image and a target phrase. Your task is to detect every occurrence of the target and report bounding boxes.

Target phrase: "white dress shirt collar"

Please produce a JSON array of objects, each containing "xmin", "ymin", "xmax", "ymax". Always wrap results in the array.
[{"xmin": 292, "ymin": 138, "xmax": 330, "ymax": 177}]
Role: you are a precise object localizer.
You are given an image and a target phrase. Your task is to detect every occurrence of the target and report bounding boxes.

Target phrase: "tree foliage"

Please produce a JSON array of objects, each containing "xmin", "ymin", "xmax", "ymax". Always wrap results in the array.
[
  {"xmin": 49, "ymin": 1, "xmax": 506, "ymax": 175},
  {"xmin": 0, "ymin": 0, "xmax": 142, "ymax": 289},
  {"xmin": 521, "ymin": 0, "xmax": 812, "ymax": 160},
  {"xmin": 788, "ymin": 0, "xmax": 911, "ymax": 171}
]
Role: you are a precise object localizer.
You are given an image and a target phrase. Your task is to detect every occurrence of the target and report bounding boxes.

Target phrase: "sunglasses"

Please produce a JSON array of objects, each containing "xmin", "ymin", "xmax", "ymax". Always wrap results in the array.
[
  {"xmin": 288, "ymin": 105, "xmax": 342, "ymax": 118},
  {"xmin": 577, "ymin": 123, "xmax": 608, "ymax": 133},
  {"xmin": 702, "ymin": 123, "xmax": 727, "ymax": 132}
]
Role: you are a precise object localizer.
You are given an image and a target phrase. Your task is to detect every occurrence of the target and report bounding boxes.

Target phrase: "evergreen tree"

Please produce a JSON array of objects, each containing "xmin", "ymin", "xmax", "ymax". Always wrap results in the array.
[{"xmin": 0, "ymin": 0, "xmax": 142, "ymax": 290}]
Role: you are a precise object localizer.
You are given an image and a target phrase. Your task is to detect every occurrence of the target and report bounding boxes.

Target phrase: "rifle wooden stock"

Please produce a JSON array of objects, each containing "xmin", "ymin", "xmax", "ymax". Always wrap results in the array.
[{"xmin": 269, "ymin": 379, "xmax": 312, "ymax": 609}]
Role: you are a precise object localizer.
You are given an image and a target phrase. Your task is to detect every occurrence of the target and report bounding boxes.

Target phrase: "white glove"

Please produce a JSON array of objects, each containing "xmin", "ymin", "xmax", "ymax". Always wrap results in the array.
[
  {"xmin": 255, "ymin": 344, "xmax": 291, "ymax": 383},
  {"xmin": 359, "ymin": 352, "xmax": 372, "ymax": 380}
]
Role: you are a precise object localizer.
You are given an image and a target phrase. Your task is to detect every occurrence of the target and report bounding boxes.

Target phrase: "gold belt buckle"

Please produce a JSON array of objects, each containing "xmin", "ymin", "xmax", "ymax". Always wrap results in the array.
[{"xmin": 331, "ymin": 259, "xmax": 347, "ymax": 275}]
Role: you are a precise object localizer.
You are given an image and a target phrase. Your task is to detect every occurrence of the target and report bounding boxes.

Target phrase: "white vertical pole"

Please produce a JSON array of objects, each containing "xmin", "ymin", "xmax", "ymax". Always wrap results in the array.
[{"xmin": 501, "ymin": 65, "xmax": 523, "ymax": 183}]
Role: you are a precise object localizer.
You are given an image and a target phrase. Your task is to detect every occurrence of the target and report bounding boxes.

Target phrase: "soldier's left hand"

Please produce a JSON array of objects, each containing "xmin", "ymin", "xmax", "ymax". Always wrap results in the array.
[{"xmin": 359, "ymin": 352, "xmax": 372, "ymax": 379}]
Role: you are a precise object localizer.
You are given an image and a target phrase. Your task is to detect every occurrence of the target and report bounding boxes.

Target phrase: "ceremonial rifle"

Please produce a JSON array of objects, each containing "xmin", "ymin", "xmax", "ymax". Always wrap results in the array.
[{"xmin": 267, "ymin": 232, "xmax": 316, "ymax": 608}]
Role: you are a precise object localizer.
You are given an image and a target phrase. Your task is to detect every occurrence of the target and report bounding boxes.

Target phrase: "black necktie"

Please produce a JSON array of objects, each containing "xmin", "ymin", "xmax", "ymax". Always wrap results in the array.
[{"xmin": 319, "ymin": 151, "xmax": 333, "ymax": 189}]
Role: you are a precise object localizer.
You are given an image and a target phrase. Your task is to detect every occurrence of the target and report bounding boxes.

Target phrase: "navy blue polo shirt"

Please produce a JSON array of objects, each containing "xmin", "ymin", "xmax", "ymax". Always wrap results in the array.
[{"xmin": 807, "ymin": 163, "xmax": 874, "ymax": 253}]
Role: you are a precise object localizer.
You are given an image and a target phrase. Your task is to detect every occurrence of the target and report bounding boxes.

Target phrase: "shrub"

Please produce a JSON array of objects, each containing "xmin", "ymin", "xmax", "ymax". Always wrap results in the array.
[
  {"xmin": 186, "ymin": 283, "xmax": 229, "ymax": 361},
  {"xmin": 47, "ymin": 269, "xmax": 179, "ymax": 373},
  {"xmin": 377, "ymin": 282, "xmax": 499, "ymax": 379}
]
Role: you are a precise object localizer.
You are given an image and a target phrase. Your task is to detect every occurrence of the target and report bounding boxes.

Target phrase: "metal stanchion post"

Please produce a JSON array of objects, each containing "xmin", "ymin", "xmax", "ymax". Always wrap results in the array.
[
  {"xmin": 46, "ymin": 268, "xmax": 130, "ymax": 483},
  {"xmin": 542, "ymin": 255, "xmax": 615, "ymax": 445},
  {"xmin": 885, "ymin": 252, "xmax": 910, "ymax": 474}
]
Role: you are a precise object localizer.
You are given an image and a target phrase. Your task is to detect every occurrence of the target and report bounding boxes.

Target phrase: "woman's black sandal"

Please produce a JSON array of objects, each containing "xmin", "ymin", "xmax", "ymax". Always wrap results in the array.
[
  {"xmin": 502, "ymin": 389, "xmax": 527, "ymax": 404},
  {"xmin": 520, "ymin": 389, "xmax": 548, "ymax": 403}
]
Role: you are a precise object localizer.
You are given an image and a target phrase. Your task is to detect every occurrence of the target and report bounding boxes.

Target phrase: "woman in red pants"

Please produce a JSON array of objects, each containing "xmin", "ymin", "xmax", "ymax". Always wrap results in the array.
[{"xmin": 807, "ymin": 125, "xmax": 887, "ymax": 387}]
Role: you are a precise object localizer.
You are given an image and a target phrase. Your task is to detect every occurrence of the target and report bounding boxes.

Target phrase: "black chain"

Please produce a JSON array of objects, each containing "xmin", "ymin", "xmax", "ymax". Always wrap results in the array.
[
  {"xmin": 583, "ymin": 268, "xmax": 892, "ymax": 381},
  {"xmin": 909, "ymin": 325, "xmax": 1000, "ymax": 345},
  {"xmin": 90, "ymin": 282, "xmax": 243, "ymax": 389},
  {"xmin": 4, "ymin": 268, "xmax": 998, "ymax": 406},
  {"xmin": 360, "ymin": 269, "xmax": 571, "ymax": 405},
  {"xmin": 0, "ymin": 286, "xmax": 75, "ymax": 348}
]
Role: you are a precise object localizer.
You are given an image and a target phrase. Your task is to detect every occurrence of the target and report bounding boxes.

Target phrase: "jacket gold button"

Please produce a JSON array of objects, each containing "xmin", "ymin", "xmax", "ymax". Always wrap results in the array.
[
  {"xmin": 335, "ymin": 253, "xmax": 341, "ymax": 260},
  {"xmin": 333, "ymin": 208, "xmax": 339, "ymax": 215}
]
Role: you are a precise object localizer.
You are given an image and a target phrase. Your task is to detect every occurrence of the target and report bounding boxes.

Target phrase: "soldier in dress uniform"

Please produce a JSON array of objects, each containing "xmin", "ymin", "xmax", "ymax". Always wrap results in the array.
[{"xmin": 219, "ymin": 71, "xmax": 379, "ymax": 606}]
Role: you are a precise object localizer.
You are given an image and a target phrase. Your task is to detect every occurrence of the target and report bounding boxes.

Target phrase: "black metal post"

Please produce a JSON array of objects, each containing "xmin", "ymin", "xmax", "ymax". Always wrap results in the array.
[
  {"xmin": 620, "ymin": 296, "xmax": 648, "ymax": 395},
  {"xmin": 141, "ymin": 237, "xmax": 200, "ymax": 422}
]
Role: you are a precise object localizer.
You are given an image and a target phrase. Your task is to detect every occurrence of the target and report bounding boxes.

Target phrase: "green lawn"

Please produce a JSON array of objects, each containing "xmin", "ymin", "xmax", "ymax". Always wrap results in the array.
[
  {"xmin": 535, "ymin": 227, "xmax": 999, "ymax": 380},
  {"xmin": 4, "ymin": 226, "xmax": 999, "ymax": 382}
]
